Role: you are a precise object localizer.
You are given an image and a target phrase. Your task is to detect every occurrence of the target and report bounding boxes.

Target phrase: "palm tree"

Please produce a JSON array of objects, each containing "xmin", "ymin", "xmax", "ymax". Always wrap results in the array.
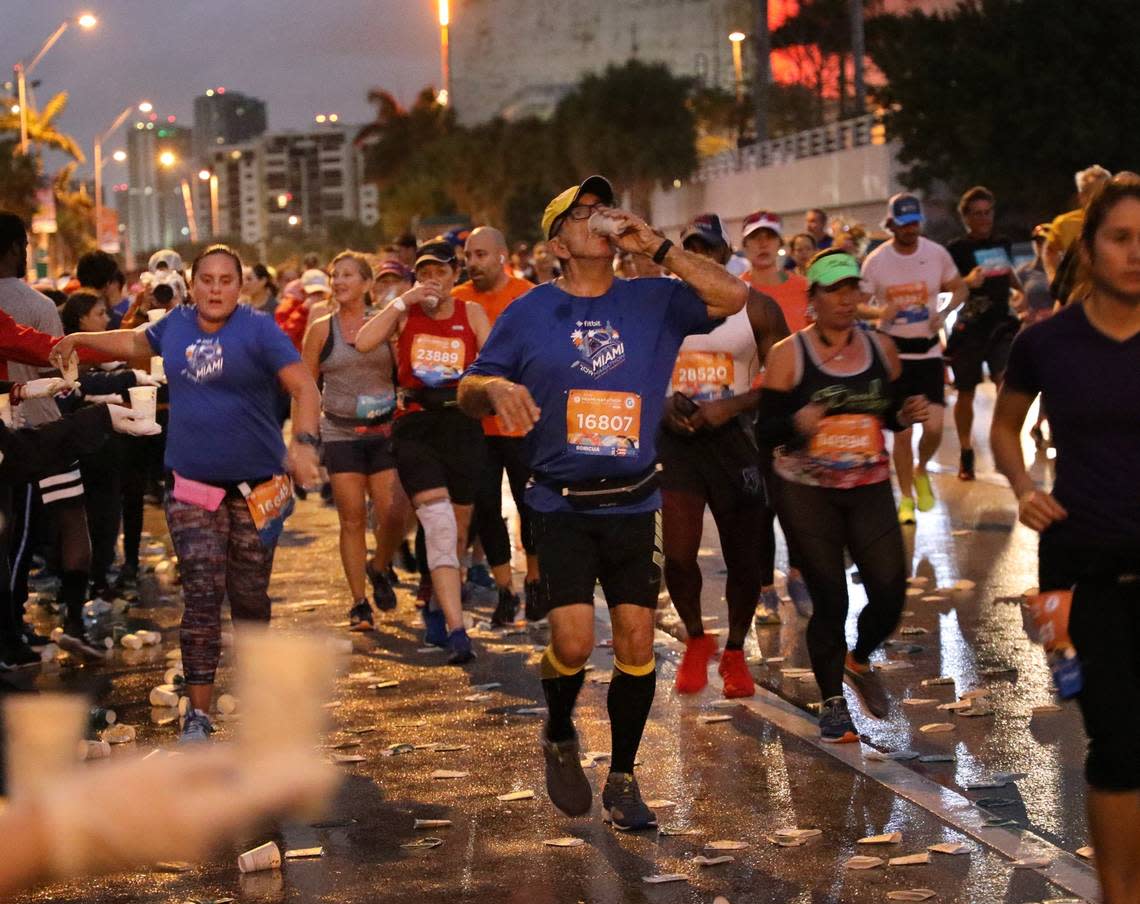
[{"xmin": 0, "ymin": 90, "xmax": 86, "ymax": 162}]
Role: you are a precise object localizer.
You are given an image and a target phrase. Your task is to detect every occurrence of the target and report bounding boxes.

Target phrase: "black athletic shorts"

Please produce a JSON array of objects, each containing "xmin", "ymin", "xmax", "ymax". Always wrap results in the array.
[
  {"xmin": 947, "ymin": 319, "xmax": 1017, "ymax": 390},
  {"xmin": 392, "ymin": 409, "xmax": 485, "ymax": 505},
  {"xmin": 534, "ymin": 509, "xmax": 662, "ymax": 611},
  {"xmin": 1038, "ymin": 533, "xmax": 1140, "ymax": 791},
  {"xmin": 896, "ymin": 357, "xmax": 946, "ymax": 407},
  {"xmin": 657, "ymin": 422, "xmax": 766, "ymax": 512},
  {"xmin": 321, "ymin": 435, "xmax": 396, "ymax": 476}
]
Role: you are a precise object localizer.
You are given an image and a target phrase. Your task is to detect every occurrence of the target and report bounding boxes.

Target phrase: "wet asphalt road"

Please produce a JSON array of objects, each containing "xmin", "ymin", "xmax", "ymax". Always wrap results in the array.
[{"xmin": 6, "ymin": 387, "xmax": 1101, "ymax": 904}]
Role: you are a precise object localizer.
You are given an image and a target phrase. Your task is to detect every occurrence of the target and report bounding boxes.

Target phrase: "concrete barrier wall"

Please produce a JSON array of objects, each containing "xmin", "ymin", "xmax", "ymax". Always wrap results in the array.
[{"xmin": 650, "ymin": 141, "xmax": 905, "ymax": 244}]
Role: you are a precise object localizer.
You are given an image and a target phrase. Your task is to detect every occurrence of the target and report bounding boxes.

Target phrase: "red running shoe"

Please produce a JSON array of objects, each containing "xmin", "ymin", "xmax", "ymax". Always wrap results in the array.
[
  {"xmin": 675, "ymin": 634, "xmax": 718, "ymax": 694},
  {"xmin": 718, "ymin": 649, "xmax": 756, "ymax": 698}
]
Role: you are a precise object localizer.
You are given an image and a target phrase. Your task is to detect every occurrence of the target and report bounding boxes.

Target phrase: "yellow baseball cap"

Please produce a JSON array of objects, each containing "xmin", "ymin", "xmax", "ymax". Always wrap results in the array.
[{"xmin": 541, "ymin": 175, "xmax": 615, "ymax": 239}]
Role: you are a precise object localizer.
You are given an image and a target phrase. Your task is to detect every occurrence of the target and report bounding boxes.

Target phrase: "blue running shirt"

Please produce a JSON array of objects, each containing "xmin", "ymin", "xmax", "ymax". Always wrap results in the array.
[{"xmin": 466, "ymin": 277, "xmax": 718, "ymax": 513}]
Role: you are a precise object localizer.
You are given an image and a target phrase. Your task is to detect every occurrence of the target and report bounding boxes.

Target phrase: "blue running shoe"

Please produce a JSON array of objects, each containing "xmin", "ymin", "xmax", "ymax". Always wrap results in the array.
[
  {"xmin": 423, "ymin": 606, "xmax": 447, "ymax": 647},
  {"xmin": 467, "ymin": 563, "xmax": 494, "ymax": 589},
  {"xmin": 446, "ymin": 628, "xmax": 475, "ymax": 664},
  {"xmin": 180, "ymin": 709, "xmax": 215, "ymax": 744}
]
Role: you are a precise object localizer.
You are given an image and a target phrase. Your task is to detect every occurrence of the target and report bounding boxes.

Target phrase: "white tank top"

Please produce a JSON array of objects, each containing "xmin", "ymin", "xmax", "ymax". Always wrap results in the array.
[{"xmin": 667, "ymin": 306, "xmax": 759, "ymax": 400}]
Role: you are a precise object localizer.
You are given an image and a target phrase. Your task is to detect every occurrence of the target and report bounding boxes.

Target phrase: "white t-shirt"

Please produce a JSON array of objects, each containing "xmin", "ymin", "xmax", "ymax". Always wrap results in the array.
[{"xmin": 860, "ymin": 237, "xmax": 958, "ymax": 361}]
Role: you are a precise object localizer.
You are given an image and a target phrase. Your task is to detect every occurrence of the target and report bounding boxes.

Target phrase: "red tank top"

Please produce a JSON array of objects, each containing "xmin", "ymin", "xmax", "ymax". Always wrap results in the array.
[{"xmin": 396, "ymin": 299, "xmax": 478, "ymax": 414}]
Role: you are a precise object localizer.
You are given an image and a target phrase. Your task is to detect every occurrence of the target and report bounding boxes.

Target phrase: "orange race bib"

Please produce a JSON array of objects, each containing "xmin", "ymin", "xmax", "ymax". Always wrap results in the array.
[
  {"xmin": 411, "ymin": 334, "xmax": 466, "ymax": 386},
  {"xmin": 809, "ymin": 414, "xmax": 885, "ymax": 462},
  {"xmin": 566, "ymin": 389, "xmax": 641, "ymax": 457},
  {"xmin": 671, "ymin": 351, "xmax": 735, "ymax": 401}
]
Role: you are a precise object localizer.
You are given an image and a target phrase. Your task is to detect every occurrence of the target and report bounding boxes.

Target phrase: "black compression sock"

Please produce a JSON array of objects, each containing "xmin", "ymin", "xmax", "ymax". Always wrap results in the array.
[
  {"xmin": 540, "ymin": 647, "xmax": 585, "ymax": 743},
  {"xmin": 725, "ymin": 639, "xmax": 744, "ymax": 651},
  {"xmin": 608, "ymin": 659, "xmax": 656, "ymax": 774},
  {"xmin": 59, "ymin": 570, "xmax": 89, "ymax": 626}
]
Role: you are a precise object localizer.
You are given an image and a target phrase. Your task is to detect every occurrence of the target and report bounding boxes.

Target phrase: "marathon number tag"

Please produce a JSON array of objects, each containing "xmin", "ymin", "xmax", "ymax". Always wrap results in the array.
[
  {"xmin": 885, "ymin": 282, "xmax": 930, "ymax": 324},
  {"xmin": 809, "ymin": 414, "xmax": 884, "ymax": 464},
  {"xmin": 671, "ymin": 351, "xmax": 734, "ymax": 401},
  {"xmin": 240, "ymin": 474, "xmax": 295, "ymax": 547},
  {"xmin": 566, "ymin": 389, "xmax": 641, "ymax": 457},
  {"xmin": 411, "ymin": 334, "xmax": 466, "ymax": 386}
]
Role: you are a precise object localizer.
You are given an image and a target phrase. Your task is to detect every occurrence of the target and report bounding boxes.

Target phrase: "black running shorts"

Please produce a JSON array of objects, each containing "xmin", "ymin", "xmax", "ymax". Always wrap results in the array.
[
  {"xmin": 533, "ymin": 509, "xmax": 662, "ymax": 611},
  {"xmin": 392, "ymin": 409, "xmax": 485, "ymax": 505},
  {"xmin": 896, "ymin": 358, "xmax": 946, "ymax": 407}
]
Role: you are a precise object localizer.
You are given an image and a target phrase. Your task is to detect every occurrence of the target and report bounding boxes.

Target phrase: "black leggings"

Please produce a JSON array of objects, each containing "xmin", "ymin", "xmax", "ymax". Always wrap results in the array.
[
  {"xmin": 662, "ymin": 488, "xmax": 770, "ymax": 648},
  {"xmin": 1039, "ymin": 535, "xmax": 1140, "ymax": 791},
  {"xmin": 773, "ymin": 478, "xmax": 905, "ymax": 699},
  {"xmin": 471, "ymin": 435, "xmax": 534, "ymax": 570}
]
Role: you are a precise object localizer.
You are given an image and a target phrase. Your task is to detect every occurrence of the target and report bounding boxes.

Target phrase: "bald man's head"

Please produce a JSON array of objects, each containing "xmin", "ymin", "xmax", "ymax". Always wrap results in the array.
[{"xmin": 465, "ymin": 227, "xmax": 510, "ymax": 292}]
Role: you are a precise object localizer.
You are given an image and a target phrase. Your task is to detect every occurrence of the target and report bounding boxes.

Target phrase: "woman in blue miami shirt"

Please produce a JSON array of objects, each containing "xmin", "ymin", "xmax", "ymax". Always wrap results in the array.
[
  {"xmin": 460, "ymin": 175, "xmax": 747, "ymax": 832},
  {"xmin": 54, "ymin": 245, "xmax": 322, "ymax": 743}
]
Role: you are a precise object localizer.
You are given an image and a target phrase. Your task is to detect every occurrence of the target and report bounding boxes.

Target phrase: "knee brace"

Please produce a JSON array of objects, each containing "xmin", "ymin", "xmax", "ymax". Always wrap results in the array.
[{"xmin": 416, "ymin": 498, "xmax": 459, "ymax": 571}]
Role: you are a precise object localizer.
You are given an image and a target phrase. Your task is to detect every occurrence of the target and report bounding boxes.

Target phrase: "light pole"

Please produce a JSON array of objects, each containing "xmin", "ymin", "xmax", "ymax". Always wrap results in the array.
[
  {"xmin": 729, "ymin": 31, "xmax": 746, "ymax": 103},
  {"xmin": 15, "ymin": 13, "xmax": 98, "ymax": 155},
  {"xmin": 437, "ymin": 0, "xmax": 450, "ymax": 105},
  {"xmin": 94, "ymin": 100, "xmax": 151, "ymax": 247}
]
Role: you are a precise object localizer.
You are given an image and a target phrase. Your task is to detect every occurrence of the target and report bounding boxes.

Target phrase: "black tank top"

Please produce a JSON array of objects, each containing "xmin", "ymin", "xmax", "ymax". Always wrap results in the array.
[{"xmin": 773, "ymin": 330, "xmax": 894, "ymax": 488}]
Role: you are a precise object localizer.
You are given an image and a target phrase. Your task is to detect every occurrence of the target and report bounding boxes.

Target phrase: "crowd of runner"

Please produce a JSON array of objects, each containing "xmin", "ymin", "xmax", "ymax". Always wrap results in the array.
[{"xmin": 0, "ymin": 162, "xmax": 1136, "ymax": 901}]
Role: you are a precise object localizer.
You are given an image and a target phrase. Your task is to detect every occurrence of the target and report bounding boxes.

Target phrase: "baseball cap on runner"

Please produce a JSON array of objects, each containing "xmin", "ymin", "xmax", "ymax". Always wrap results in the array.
[
  {"xmin": 148, "ymin": 249, "xmax": 183, "ymax": 273},
  {"xmin": 885, "ymin": 193, "xmax": 924, "ymax": 227},
  {"xmin": 741, "ymin": 210, "xmax": 783, "ymax": 241},
  {"xmin": 376, "ymin": 259, "xmax": 413, "ymax": 280},
  {"xmin": 414, "ymin": 240, "xmax": 458, "ymax": 269},
  {"xmin": 301, "ymin": 268, "xmax": 331, "ymax": 295},
  {"xmin": 541, "ymin": 175, "xmax": 615, "ymax": 239},
  {"xmin": 681, "ymin": 213, "xmax": 732, "ymax": 250},
  {"xmin": 806, "ymin": 252, "xmax": 861, "ymax": 289}
]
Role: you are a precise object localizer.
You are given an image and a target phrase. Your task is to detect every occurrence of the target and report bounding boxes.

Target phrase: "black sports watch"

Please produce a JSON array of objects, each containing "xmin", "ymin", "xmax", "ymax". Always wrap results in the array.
[{"xmin": 294, "ymin": 432, "xmax": 321, "ymax": 449}]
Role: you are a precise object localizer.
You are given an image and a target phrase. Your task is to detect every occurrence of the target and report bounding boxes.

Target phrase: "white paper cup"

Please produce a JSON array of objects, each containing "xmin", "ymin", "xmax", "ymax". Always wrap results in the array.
[
  {"xmin": 121, "ymin": 633, "xmax": 143, "ymax": 650},
  {"xmin": 588, "ymin": 211, "xmax": 625, "ymax": 237},
  {"xmin": 150, "ymin": 356, "xmax": 165, "ymax": 380},
  {"xmin": 146, "ymin": 308, "xmax": 166, "ymax": 324},
  {"xmin": 4, "ymin": 694, "xmax": 88, "ymax": 797},
  {"xmin": 238, "ymin": 841, "xmax": 282, "ymax": 874},
  {"xmin": 128, "ymin": 385, "xmax": 158, "ymax": 423},
  {"xmin": 149, "ymin": 685, "xmax": 179, "ymax": 708}
]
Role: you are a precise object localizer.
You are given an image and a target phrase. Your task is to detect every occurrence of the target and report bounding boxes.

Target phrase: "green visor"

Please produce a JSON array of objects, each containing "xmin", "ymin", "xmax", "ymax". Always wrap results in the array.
[{"xmin": 806, "ymin": 253, "xmax": 861, "ymax": 288}]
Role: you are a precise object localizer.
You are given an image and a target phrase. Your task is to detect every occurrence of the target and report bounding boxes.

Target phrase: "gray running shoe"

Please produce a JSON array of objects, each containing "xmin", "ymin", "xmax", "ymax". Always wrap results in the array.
[
  {"xmin": 541, "ymin": 733, "xmax": 593, "ymax": 817},
  {"xmin": 844, "ymin": 654, "xmax": 889, "ymax": 719},
  {"xmin": 602, "ymin": 772, "xmax": 658, "ymax": 831},
  {"xmin": 819, "ymin": 695, "xmax": 859, "ymax": 743},
  {"xmin": 180, "ymin": 709, "xmax": 215, "ymax": 744}
]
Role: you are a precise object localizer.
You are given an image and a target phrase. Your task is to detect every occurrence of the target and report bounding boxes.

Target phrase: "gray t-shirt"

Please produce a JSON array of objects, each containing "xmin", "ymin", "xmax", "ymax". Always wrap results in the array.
[{"xmin": 0, "ymin": 277, "xmax": 63, "ymax": 426}]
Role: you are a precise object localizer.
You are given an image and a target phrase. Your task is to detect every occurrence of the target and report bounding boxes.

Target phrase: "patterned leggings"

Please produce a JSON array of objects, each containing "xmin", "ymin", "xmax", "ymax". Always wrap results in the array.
[{"xmin": 165, "ymin": 494, "xmax": 276, "ymax": 685}]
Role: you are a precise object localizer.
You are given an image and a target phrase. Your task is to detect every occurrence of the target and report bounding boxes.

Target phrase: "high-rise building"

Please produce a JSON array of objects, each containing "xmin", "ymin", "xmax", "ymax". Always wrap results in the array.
[
  {"xmin": 125, "ymin": 120, "xmax": 194, "ymax": 255},
  {"xmin": 208, "ymin": 123, "xmax": 378, "ymax": 247},
  {"xmin": 192, "ymin": 87, "xmax": 268, "ymax": 163}
]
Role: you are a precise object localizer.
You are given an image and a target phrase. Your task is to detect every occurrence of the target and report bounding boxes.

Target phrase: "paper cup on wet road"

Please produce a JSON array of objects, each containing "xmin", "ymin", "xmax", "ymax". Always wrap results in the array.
[
  {"xmin": 128, "ymin": 385, "xmax": 158, "ymax": 424},
  {"xmin": 146, "ymin": 308, "xmax": 166, "ymax": 325},
  {"xmin": 238, "ymin": 841, "xmax": 282, "ymax": 874}
]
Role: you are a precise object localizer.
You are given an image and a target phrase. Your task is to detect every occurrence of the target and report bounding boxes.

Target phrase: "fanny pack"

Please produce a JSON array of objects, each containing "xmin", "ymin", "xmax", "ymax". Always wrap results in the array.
[
  {"xmin": 890, "ymin": 335, "xmax": 940, "ymax": 356},
  {"xmin": 323, "ymin": 410, "xmax": 394, "ymax": 437},
  {"xmin": 171, "ymin": 471, "xmax": 294, "ymax": 547},
  {"xmin": 539, "ymin": 464, "xmax": 661, "ymax": 511},
  {"xmin": 400, "ymin": 386, "xmax": 458, "ymax": 411}
]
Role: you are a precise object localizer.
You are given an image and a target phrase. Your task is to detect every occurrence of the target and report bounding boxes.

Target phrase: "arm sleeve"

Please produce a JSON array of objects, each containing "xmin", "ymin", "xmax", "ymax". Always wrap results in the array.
[
  {"xmin": 756, "ymin": 388, "xmax": 807, "ymax": 449},
  {"xmin": 0, "ymin": 307, "xmax": 61, "ymax": 367},
  {"xmin": 0, "ymin": 406, "xmax": 112, "ymax": 483}
]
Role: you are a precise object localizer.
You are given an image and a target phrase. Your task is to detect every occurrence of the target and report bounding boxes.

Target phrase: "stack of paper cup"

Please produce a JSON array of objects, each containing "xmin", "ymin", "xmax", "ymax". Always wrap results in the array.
[
  {"xmin": 238, "ymin": 841, "xmax": 282, "ymax": 874},
  {"xmin": 146, "ymin": 308, "xmax": 166, "ymax": 325},
  {"xmin": 150, "ymin": 356, "xmax": 165, "ymax": 381},
  {"xmin": 128, "ymin": 385, "xmax": 158, "ymax": 426}
]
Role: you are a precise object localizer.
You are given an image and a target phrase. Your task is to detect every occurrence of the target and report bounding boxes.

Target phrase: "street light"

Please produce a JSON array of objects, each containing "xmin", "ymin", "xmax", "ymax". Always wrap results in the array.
[
  {"xmin": 93, "ymin": 100, "xmax": 151, "ymax": 249},
  {"xmin": 158, "ymin": 150, "xmax": 177, "ymax": 168},
  {"xmin": 15, "ymin": 13, "xmax": 99, "ymax": 154},
  {"xmin": 111, "ymin": 149, "xmax": 126, "ymax": 162},
  {"xmin": 438, "ymin": 0, "xmax": 450, "ymax": 106},
  {"xmin": 729, "ymin": 31, "xmax": 746, "ymax": 103}
]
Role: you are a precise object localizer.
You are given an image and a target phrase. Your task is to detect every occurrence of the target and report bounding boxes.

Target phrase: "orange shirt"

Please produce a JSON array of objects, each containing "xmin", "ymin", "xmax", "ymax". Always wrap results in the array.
[
  {"xmin": 745, "ymin": 270, "xmax": 811, "ymax": 333},
  {"xmin": 452, "ymin": 273, "xmax": 535, "ymax": 435}
]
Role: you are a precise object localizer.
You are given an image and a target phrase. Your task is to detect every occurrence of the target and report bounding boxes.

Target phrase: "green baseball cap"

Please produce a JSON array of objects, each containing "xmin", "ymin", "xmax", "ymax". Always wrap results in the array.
[{"xmin": 806, "ymin": 252, "xmax": 861, "ymax": 288}]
